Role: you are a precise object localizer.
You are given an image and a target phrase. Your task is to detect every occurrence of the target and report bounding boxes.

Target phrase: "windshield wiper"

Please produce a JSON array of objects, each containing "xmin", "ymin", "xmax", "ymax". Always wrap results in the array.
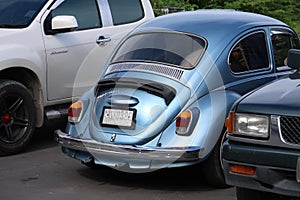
[{"xmin": 0, "ymin": 24, "xmax": 28, "ymax": 28}]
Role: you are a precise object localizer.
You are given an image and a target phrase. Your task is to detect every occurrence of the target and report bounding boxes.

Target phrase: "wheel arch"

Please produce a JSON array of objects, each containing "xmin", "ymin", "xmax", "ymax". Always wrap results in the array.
[
  {"xmin": 0, "ymin": 67, "xmax": 44, "ymax": 127},
  {"xmin": 192, "ymin": 89, "xmax": 242, "ymax": 157}
]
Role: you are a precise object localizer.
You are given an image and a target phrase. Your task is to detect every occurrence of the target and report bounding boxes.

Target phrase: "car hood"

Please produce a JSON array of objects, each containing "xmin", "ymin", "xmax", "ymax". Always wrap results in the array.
[{"xmin": 237, "ymin": 76, "xmax": 300, "ymax": 116}]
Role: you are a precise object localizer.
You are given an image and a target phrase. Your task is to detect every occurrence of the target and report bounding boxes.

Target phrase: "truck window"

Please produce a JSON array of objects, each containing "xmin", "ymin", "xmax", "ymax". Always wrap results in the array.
[{"xmin": 108, "ymin": 0, "xmax": 144, "ymax": 25}]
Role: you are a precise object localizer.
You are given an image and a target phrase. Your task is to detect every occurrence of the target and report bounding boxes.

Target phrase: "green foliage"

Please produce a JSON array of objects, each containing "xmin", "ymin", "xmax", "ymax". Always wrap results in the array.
[
  {"xmin": 207, "ymin": 0, "xmax": 300, "ymax": 36},
  {"xmin": 218, "ymin": 0, "xmax": 300, "ymax": 36},
  {"xmin": 150, "ymin": 0, "xmax": 300, "ymax": 36},
  {"xmin": 150, "ymin": 0, "xmax": 198, "ymax": 15}
]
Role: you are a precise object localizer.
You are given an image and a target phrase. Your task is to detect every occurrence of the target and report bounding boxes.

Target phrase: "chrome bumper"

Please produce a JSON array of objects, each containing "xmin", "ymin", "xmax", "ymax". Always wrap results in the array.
[{"xmin": 55, "ymin": 130, "xmax": 201, "ymax": 162}]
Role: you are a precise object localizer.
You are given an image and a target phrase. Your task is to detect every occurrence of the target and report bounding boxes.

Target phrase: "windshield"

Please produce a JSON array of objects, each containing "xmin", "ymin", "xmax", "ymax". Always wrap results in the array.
[
  {"xmin": 111, "ymin": 32, "xmax": 206, "ymax": 69},
  {"xmin": 0, "ymin": 0, "xmax": 48, "ymax": 28}
]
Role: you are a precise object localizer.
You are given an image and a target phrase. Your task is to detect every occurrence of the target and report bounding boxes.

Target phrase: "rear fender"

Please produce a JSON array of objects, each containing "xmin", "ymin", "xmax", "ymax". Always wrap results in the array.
[{"xmin": 157, "ymin": 90, "xmax": 241, "ymax": 158}]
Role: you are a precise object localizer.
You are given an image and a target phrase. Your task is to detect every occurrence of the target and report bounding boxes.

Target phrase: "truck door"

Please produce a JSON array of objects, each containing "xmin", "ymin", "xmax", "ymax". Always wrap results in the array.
[{"xmin": 42, "ymin": 0, "xmax": 145, "ymax": 101}]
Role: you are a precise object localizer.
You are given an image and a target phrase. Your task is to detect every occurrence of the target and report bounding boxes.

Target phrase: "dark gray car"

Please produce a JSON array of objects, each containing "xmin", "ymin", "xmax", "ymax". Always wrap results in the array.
[{"xmin": 222, "ymin": 49, "xmax": 300, "ymax": 199}]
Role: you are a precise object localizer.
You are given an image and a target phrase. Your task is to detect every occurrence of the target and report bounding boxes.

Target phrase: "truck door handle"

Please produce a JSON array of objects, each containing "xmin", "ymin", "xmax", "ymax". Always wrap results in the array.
[{"xmin": 96, "ymin": 35, "xmax": 111, "ymax": 45}]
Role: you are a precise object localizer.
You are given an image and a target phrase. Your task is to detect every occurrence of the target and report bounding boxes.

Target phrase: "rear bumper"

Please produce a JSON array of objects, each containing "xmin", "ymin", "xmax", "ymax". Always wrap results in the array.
[
  {"xmin": 222, "ymin": 140, "xmax": 300, "ymax": 197},
  {"xmin": 55, "ymin": 130, "xmax": 202, "ymax": 169}
]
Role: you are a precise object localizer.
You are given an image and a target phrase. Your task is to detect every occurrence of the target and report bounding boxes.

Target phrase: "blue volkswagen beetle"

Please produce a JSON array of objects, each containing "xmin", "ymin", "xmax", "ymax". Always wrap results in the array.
[{"xmin": 56, "ymin": 10, "xmax": 300, "ymax": 187}]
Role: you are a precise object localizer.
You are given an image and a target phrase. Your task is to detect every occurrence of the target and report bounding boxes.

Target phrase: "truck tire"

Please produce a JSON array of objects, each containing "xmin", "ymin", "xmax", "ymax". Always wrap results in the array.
[{"xmin": 0, "ymin": 80, "xmax": 36, "ymax": 155}]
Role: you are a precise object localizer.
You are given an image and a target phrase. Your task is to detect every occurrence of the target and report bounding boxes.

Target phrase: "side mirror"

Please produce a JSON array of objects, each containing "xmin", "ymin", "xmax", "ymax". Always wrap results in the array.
[
  {"xmin": 51, "ymin": 15, "xmax": 78, "ymax": 34},
  {"xmin": 288, "ymin": 49, "xmax": 300, "ymax": 79},
  {"xmin": 288, "ymin": 49, "xmax": 300, "ymax": 69}
]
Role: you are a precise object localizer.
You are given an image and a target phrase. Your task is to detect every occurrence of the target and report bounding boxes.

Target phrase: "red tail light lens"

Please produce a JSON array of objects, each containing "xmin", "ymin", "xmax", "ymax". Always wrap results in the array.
[
  {"xmin": 176, "ymin": 110, "xmax": 192, "ymax": 135},
  {"xmin": 68, "ymin": 101, "xmax": 83, "ymax": 123}
]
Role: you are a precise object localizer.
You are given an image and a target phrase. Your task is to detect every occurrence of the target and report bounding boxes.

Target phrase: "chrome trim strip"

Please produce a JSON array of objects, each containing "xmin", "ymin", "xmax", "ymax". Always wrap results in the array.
[
  {"xmin": 55, "ymin": 130, "xmax": 201, "ymax": 161},
  {"xmin": 297, "ymin": 157, "xmax": 300, "ymax": 183},
  {"xmin": 108, "ymin": 96, "xmax": 139, "ymax": 106}
]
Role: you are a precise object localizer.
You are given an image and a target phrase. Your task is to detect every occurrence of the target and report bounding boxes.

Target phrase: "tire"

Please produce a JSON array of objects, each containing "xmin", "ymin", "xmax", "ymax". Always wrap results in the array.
[
  {"xmin": 201, "ymin": 129, "xmax": 229, "ymax": 188},
  {"xmin": 236, "ymin": 187, "xmax": 284, "ymax": 200},
  {"xmin": 0, "ymin": 80, "xmax": 36, "ymax": 155}
]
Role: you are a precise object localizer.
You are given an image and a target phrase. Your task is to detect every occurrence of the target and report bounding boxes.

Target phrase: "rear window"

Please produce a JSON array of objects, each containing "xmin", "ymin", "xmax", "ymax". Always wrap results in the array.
[{"xmin": 111, "ymin": 32, "xmax": 206, "ymax": 69}]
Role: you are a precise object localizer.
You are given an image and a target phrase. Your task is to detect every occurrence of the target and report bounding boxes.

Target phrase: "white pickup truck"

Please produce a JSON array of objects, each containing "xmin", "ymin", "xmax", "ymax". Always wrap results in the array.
[{"xmin": 0, "ymin": 0, "xmax": 154, "ymax": 155}]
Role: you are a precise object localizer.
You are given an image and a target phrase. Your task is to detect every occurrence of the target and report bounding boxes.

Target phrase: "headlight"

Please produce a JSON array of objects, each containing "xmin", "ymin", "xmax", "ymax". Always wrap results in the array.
[{"xmin": 234, "ymin": 113, "xmax": 269, "ymax": 138}]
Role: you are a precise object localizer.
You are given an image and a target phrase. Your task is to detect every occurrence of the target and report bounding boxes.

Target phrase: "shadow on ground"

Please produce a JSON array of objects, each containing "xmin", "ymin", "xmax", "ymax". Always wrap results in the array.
[
  {"xmin": 77, "ymin": 163, "xmax": 227, "ymax": 192},
  {"xmin": 25, "ymin": 116, "xmax": 67, "ymax": 152},
  {"xmin": 23, "ymin": 116, "xmax": 232, "ymax": 193}
]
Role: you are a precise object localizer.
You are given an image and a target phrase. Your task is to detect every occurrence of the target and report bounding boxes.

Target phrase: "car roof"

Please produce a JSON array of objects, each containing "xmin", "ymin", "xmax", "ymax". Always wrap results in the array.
[{"xmin": 136, "ymin": 9, "xmax": 287, "ymax": 45}]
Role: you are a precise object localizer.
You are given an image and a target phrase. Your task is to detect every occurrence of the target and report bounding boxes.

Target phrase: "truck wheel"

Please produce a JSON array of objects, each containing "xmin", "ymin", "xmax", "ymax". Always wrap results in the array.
[
  {"xmin": 236, "ymin": 187, "xmax": 283, "ymax": 200},
  {"xmin": 0, "ymin": 80, "xmax": 36, "ymax": 155},
  {"xmin": 201, "ymin": 130, "xmax": 229, "ymax": 188}
]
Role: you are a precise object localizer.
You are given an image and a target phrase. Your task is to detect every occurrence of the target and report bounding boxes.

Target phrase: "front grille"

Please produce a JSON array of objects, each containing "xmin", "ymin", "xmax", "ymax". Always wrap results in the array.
[
  {"xmin": 280, "ymin": 116, "xmax": 300, "ymax": 146},
  {"xmin": 105, "ymin": 63, "xmax": 184, "ymax": 80}
]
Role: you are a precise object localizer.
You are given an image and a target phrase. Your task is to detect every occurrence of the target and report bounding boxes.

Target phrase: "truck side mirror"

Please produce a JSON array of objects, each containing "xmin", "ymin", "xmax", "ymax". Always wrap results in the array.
[{"xmin": 48, "ymin": 15, "xmax": 78, "ymax": 35}]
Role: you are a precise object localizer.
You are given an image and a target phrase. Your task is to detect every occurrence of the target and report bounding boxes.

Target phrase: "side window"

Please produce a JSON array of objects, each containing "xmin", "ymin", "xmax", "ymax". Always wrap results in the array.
[
  {"xmin": 50, "ymin": 0, "xmax": 102, "ymax": 31},
  {"xmin": 229, "ymin": 32, "xmax": 269, "ymax": 73},
  {"xmin": 108, "ymin": 0, "xmax": 144, "ymax": 25},
  {"xmin": 271, "ymin": 33, "xmax": 299, "ymax": 68}
]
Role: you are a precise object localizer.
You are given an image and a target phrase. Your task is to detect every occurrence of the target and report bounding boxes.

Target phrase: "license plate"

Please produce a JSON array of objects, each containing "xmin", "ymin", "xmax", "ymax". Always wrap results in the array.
[
  {"xmin": 297, "ymin": 157, "xmax": 300, "ymax": 183},
  {"xmin": 101, "ymin": 107, "xmax": 136, "ymax": 129}
]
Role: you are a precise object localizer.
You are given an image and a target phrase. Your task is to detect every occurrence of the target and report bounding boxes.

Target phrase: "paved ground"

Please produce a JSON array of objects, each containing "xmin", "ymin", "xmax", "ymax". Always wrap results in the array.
[{"xmin": 0, "ymin": 119, "xmax": 236, "ymax": 200}]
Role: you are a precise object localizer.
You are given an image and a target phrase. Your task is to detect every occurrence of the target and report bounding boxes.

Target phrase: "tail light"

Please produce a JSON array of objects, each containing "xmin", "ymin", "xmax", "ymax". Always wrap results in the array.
[
  {"xmin": 176, "ymin": 110, "xmax": 192, "ymax": 135},
  {"xmin": 68, "ymin": 101, "xmax": 83, "ymax": 123}
]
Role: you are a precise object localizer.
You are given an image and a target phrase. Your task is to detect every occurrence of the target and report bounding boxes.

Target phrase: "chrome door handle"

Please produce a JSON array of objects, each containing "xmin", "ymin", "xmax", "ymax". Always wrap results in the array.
[{"xmin": 96, "ymin": 35, "xmax": 111, "ymax": 45}]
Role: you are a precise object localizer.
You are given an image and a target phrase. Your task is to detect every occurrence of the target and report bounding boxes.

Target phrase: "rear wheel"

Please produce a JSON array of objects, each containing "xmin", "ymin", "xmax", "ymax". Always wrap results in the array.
[
  {"xmin": 201, "ymin": 129, "xmax": 229, "ymax": 188},
  {"xmin": 0, "ymin": 80, "xmax": 36, "ymax": 155}
]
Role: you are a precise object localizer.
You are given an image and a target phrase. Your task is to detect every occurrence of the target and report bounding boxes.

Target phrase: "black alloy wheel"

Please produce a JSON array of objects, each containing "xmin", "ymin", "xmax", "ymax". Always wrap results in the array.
[{"xmin": 0, "ymin": 80, "xmax": 35, "ymax": 155}]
